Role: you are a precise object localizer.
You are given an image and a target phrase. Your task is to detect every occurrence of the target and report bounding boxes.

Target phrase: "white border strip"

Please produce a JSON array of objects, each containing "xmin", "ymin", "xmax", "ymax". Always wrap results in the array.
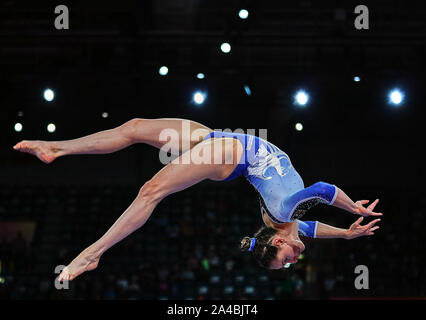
[
  {"xmin": 314, "ymin": 221, "xmax": 319, "ymax": 238},
  {"xmin": 330, "ymin": 185, "xmax": 338, "ymax": 205}
]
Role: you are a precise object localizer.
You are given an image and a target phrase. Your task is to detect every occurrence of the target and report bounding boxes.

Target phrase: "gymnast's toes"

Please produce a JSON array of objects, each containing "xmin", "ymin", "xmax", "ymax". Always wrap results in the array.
[{"xmin": 13, "ymin": 140, "xmax": 57, "ymax": 164}]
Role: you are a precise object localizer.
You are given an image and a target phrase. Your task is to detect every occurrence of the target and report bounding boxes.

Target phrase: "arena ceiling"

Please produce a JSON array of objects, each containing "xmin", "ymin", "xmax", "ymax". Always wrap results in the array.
[{"xmin": 0, "ymin": 0, "xmax": 424, "ymax": 148}]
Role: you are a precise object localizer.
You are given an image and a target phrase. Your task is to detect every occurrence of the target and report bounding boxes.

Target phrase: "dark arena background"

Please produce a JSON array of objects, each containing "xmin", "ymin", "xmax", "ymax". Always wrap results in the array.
[{"xmin": 1, "ymin": 0, "xmax": 426, "ymax": 306}]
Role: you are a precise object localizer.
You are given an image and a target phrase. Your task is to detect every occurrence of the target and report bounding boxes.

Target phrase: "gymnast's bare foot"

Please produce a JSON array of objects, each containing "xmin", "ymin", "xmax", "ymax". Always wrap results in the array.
[
  {"xmin": 59, "ymin": 248, "xmax": 101, "ymax": 282},
  {"xmin": 13, "ymin": 140, "xmax": 62, "ymax": 164}
]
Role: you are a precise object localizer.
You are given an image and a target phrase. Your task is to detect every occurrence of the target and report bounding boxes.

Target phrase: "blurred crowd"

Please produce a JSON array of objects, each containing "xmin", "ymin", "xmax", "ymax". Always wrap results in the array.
[
  {"xmin": 0, "ymin": 232, "xmax": 30, "ymax": 272},
  {"xmin": 0, "ymin": 183, "xmax": 425, "ymax": 300}
]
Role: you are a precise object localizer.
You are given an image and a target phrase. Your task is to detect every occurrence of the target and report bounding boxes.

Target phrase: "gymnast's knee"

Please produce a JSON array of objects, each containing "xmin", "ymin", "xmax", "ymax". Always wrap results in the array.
[
  {"xmin": 120, "ymin": 118, "xmax": 146, "ymax": 141},
  {"xmin": 137, "ymin": 179, "xmax": 165, "ymax": 204}
]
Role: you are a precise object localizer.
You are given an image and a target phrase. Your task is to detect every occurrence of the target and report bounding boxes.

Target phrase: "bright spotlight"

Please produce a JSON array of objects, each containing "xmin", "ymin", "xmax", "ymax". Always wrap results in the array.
[
  {"xmin": 295, "ymin": 123, "xmax": 303, "ymax": 131},
  {"xmin": 196, "ymin": 73, "xmax": 205, "ymax": 79},
  {"xmin": 193, "ymin": 91, "xmax": 206, "ymax": 105},
  {"xmin": 238, "ymin": 9, "xmax": 249, "ymax": 19},
  {"xmin": 47, "ymin": 123, "xmax": 56, "ymax": 133},
  {"xmin": 43, "ymin": 89, "xmax": 55, "ymax": 102},
  {"xmin": 354, "ymin": 76, "xmax": 361, "ymax": 82},
  {"xmin": 244, "ymin": 85, "xmax": 252, "ymax": 96},
  {"xmin": 294, "ymin": 90, "xmax": 309, "ymax": 106},
  {"xmin": 102, "ymin": 112, "xmax": 109, "ymax": 118},
  {"xmin": 14, "ymin": 123, "xmax": 23, "ymax": 132},
  {"xmin": 220, "ymin": 42, "xmax": 231, "ymax": 53},
  {"xmin": 389, "ymin": 89, "xmax": 404, "ymax": 106},
  {"xmin": 159, "ymin": 66, "xmax": 168, "ymax": 76}
]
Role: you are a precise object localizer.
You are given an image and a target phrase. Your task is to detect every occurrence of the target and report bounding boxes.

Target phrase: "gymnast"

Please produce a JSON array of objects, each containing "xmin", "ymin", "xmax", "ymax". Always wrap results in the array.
[{"xmin": 12, "ymin": 118, "xmax": 382, "ymax": 281}]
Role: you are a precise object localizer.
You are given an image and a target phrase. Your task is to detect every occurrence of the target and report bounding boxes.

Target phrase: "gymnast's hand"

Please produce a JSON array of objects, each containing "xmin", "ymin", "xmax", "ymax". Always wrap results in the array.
[
  {"xmin": 353, "ymin": 199, "xmax": 383, "ymax": 217},
  {"xmin": 345, "ymin": 217, "xmax": 381, "ymax": 240}
]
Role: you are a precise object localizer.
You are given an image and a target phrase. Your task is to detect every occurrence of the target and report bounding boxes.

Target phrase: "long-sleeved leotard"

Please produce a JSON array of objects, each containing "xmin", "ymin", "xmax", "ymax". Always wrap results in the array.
[{"xmin": 202, "ymin": 131, "xmax": 338, "ymax": 223}]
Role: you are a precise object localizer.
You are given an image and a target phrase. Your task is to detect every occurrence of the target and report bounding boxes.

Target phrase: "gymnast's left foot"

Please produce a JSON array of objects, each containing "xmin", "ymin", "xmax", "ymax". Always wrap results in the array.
[
  {"xmin": 13, "ymin": 140, "xmax": 61, "ymax": 164},
  {"xmin": 58, "ymin": 249, "xmax": 101, "ymax": 282}
]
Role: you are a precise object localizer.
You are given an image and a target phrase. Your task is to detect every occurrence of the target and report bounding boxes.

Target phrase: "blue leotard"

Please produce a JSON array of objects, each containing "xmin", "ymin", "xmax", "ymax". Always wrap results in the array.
[{"xmin": 202, "ymin": 131, "xmax": 338, "ymax": 237}]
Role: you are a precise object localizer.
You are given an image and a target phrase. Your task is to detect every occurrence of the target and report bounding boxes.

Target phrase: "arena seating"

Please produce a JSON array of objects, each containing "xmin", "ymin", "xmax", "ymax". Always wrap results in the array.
[{"xmin": 0, "ymin": 183, "xmax": 424, "ymax": 299}]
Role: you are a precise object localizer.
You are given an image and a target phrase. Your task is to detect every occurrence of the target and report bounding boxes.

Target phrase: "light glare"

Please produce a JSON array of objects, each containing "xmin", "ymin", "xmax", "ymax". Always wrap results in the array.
[
  {"xmin": 193, "ymin": 91, "xmax": 206, "ymax": 105},
  {"xmin": 14, "ymin": 123, "xmax": 23, "ymax": 132},
  {"xmin": 47, "ymin": 123, "xmax": 56, "ymax": 133},
  {"xmin": 389, "ymin": 89, "xmax": 404, "ymax": 105},
  {"xmin": 159, "ymin": 66, "xmax": 168, "ymax": 76},
  {"xmin": 295, "ymin": 90, "xmax": 309, "ymax": 106},
  {"xmin": 43, "ymin": 89, "xmax": 55, "ymax": 102},
  {"xmin": 239, "ymin": 9, "xmax": 249, "ymax": 19},
  {"xmin": 220, "ymin": 42, "xmax": 231, "ymax": 53}
]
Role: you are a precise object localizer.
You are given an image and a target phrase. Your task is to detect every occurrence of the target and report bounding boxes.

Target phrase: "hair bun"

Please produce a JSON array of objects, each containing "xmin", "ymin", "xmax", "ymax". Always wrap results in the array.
[{"xmin": 240, "ymin": 236, "xmax": 252, "ymax": 251}]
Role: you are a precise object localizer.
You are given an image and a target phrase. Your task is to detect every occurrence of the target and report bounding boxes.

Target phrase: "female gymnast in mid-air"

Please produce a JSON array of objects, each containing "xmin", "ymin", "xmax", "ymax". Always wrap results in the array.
[{"xmin": 13, "ymin": 118, "xmax": 382, "ymax": 281}]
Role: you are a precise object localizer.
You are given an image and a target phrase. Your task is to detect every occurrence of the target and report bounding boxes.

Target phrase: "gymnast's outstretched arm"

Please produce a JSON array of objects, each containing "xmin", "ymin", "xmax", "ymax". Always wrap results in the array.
[
  {"xmin": 332, "ymin": 187, "xmax": 383, "ymax": 217},
  {"xmin": 281, "ymin": 182, "xmax": 383, "ymax": 221},
  {"xmin": 315, "ymin": 217, "xmax": 380, "ymax": 239},
  {"xmin": 298, "ymin": 218, "xmax": 380, "ymax": 239}
]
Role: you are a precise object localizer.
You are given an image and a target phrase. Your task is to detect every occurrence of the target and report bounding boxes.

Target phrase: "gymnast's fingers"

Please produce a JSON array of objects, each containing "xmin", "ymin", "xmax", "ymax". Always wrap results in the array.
[
  {"xmin": 368, "ymin": 210, "xmax": 383, "ymax": 216},
  {"xmin": 367, "ymin": 199, "xmax": 379, "ymax": 211},
  {"xmin": 354, "ymin": 216, "xmax": 364, "ymax": 225},
  {"xmin": 365, "ymin": 218, "xmax": 381, "ymax": 228}
]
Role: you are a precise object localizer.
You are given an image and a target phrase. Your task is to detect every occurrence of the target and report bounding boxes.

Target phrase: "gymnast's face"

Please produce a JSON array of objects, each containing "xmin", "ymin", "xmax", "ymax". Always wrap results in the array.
[{"xmin": 268, "ymin": 236, "xmax": 305, "ymax": 270}]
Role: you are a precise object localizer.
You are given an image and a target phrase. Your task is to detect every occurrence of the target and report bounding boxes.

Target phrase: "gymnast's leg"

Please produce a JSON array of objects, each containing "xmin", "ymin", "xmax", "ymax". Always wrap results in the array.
[
  {"xmin": 12, "ymin": 118, "xmax": 213, "ymax": 163},
  {"xmin": 58, "ymin": 138, "xmax": 242, "ymax": 281}
]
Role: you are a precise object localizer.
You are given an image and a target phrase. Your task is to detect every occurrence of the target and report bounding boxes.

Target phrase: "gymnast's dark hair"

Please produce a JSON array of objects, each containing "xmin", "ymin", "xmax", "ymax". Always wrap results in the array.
[{"xmin": 240, "ymin": 226, "xmax": 279, "ymax": 269}]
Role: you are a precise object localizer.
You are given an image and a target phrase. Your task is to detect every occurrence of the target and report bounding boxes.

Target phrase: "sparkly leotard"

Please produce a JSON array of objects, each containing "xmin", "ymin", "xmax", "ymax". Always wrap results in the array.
[{"xmin": 202, "ymin": 131, "xmax": 338, "ymax": 237}]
